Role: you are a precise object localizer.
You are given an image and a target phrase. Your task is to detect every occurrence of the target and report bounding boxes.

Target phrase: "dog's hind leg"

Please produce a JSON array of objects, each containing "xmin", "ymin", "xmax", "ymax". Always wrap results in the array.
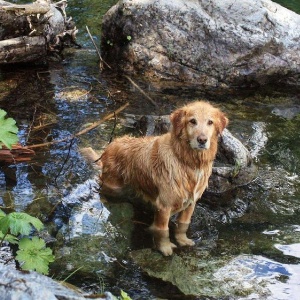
[{"xmin": 149, "ymin": 206, "xmax": 177, "ymax": 256}]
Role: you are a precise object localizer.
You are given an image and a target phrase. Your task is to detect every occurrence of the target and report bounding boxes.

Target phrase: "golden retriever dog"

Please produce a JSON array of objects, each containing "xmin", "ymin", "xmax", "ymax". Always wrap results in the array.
[{"xmin": 82, "ymin": 101, "xmax": 228, "ymax": 256}]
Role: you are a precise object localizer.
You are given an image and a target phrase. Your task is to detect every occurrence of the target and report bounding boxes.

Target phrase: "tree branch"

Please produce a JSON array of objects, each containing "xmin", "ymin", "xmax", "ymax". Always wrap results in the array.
[{"xmin": 27, "ymin": 102, "xmax": 129, "ymax": 149}]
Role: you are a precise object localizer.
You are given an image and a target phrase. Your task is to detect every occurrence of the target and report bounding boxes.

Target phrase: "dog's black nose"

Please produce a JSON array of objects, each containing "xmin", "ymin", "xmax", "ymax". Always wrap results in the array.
[{"xmin": 197, "ymin": 136, "xmax": 207, "ymax": 145}]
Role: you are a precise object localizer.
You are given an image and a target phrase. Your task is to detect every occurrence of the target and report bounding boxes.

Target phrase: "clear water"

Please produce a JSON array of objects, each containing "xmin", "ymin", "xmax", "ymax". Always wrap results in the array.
[{"xmin": 0, "ymin": 1, "xmax": 300, "ymax": 299}]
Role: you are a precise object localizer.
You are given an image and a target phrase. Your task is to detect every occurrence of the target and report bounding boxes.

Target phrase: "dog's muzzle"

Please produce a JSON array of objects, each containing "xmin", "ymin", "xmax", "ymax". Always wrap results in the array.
[{"xmin": 197, "ymin": 135, "xmax": 208, "ymax": 149}]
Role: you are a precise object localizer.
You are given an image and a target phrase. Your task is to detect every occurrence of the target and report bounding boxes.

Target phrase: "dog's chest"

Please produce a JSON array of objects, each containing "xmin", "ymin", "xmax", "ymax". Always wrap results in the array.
[
  {"xmin": 181, "ymin": 167, "xmax": 207, "ymax": 204},
  {"xmin": 181, "ymin": 170, "xmax": 205, "ymax": 211},
  {"xmin": 192, "ymin": 168, "xmax": 205, "ymax": 200}
]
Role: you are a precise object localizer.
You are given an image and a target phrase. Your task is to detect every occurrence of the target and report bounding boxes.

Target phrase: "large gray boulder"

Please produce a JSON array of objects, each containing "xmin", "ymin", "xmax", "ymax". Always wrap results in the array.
[{"xmin": 101, "ymin": 0, "xmax": 300, "ymax": 89}]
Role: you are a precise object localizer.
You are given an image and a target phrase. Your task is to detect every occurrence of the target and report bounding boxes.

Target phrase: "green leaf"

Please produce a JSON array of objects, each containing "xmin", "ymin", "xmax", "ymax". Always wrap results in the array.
[
  {"xmin": 16, "ymin": 237, "xmax": 55, "ymax": 275},
  {"xmin": 0, "ymin": 209, "xmax": 6, "ymax": 219},
  {"xmin": 120, "ymin": 290, "xmax": 132, "ymax": 300},
  {"xmin": 18, "ymin": 236, "xmax": 46, "ymax": 250},
  {"xmin": 0, "ymin": 109, "xmax": 18, "ymax": 150},
  {"xmin": 0, "ymin": 212, "xmax": 44, "ymax": 236},
  {"xmin": 0, "ymin": 230, "xmax": 19, "ymax": 244},
  {"xmin": 0, "ymin": 210, "xmax": 19, "ymax": 244}
]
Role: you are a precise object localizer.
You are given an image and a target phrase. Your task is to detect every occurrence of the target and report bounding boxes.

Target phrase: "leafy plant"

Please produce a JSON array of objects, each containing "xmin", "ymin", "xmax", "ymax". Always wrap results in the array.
[
  {"xmin": 16, "ymin": 237, "xmax": 54, "ymax": 274},
  {"xmin": 0, "ymin": 109, "xmax": 18, "ymax": 149},
  {"xmin": 0, "ymin": 211, "xmax": 43, "ymax": 235},
  {"xmin": 0, "ymin": 209, "xmax": 55, "ymax": 274},
  {"xmin": 120, "ymin": 290, "xmax": 132, "ymax": 300}
]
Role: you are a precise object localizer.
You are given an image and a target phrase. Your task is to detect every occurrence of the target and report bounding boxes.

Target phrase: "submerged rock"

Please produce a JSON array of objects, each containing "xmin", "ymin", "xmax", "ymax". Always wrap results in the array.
[
  {"xmin": 130, "ymin": 249, "xmax": 300, "ymax": 298},
  {"xmin": 101, "ymin": 0, "xmax": 300, "ymax": 89},
  {"xmin": 52, "ymin": 179, "xmax": 134, "ymax": 277},
  {"xmin": 272, "ymin": 105, "xmax": 300, "ymax": 119}
]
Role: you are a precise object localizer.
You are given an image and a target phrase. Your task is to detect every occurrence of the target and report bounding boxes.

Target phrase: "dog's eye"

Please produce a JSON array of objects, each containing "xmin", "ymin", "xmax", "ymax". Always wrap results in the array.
[
  {"xmin": 208, "ymin": 120, "xmax": 213, "ymax": 125},
  {"xmin": 189, "ymin": 118, "xmax": 197, "ymax": 125}
]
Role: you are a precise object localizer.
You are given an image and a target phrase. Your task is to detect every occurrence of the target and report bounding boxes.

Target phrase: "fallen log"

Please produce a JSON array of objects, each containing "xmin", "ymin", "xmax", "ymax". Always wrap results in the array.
[
  {"xmin": 0, "ymin": 144, "xmax": 35, "ymax": 163},
  {"xmin": 0, "ymin": 36, "xmax": 47, "ymax": 63},
  {"xmin": 0, "ymin": 0, "xmax": 78, "ymax": 64}
]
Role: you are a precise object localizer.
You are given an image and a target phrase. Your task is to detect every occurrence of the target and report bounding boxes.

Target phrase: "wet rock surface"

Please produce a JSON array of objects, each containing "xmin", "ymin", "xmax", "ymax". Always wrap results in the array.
[
  {"xmin": 101, "ymin": 0, "xmax": 300, "ymax": 89},
  {"xmin": 130, "ymin": 249, "xmax": 300, "ymax": 298},
  {"xmin": 0, "ymin": 263, "xmax": 112, "ymax": 300},
  {"xmin": 1, "ymin": 36, "xmax": 300, "ymax": 299}
]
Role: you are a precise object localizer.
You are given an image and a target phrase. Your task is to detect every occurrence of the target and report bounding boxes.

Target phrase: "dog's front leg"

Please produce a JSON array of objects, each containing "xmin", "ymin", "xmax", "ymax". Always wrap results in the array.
[
  {"xmin": 175, "ymin": 202, "xmax": 196, "ymax": 247},
  {"xmin": 149, "ymin": 207, "xmax": 177, "ymax": 256}
]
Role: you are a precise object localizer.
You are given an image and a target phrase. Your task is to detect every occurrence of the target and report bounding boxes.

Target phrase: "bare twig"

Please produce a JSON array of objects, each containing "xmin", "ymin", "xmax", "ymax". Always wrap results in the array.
[
  {"xmin": 27, "ymin": 102, "xmax": 129, "ymax": 149},
  {"xmin": 54, "ymin": 137, "xmax": 76, "ymax": 186},
  {"xmin": 26, "ymin": 105, "xmax": 37, "ymax": 144},
  {"xmin": 86, "ymin": 26, "xmax": 111, "ymax": 70},
  {"xmin": 86, "ymin": 28, "xmax": 158, "ymax": 110},
  {"xmin": 108, "ymin": 112, "xmax": 117, "ymax": 144},
  {"xmin": 124, "ymin": 75, "xmax": 159, "ymax": 110},
  {"xmin": 74, "ymin": 102, "xmax": 129, "ymax": 136}
]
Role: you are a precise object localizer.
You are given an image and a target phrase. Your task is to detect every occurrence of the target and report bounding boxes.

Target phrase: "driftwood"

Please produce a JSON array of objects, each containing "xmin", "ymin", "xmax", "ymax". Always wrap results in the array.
[
  {"xmin": 0, "ymin": 144, "xmax": 35, "ymax": 163},
  {"xmin": 0, "ymin": 0, "xmax": 78, "ymax": 64},
  {"xmin": 120, "ymin": 113, "xmax": 257, "ymax": 193}
]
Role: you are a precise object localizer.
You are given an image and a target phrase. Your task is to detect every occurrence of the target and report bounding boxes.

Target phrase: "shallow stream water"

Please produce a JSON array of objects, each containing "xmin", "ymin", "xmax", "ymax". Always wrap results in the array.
[{"xmin": 0, "ymin": 0, "xmax": 300, "ymax": 299}]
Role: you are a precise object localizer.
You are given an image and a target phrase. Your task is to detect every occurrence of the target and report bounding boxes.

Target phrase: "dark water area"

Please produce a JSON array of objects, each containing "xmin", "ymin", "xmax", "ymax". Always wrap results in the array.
[
  {"xmin": 1, "ymin": 0, "xmax": 300, "ymax": 299},
  {"xmin": 274, "ymin": 0, "xmax": 300, "ymax": 13}
]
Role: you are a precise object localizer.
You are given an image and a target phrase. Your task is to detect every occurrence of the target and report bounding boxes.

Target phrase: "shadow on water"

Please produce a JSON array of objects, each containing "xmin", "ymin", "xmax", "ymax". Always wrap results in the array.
[{"xmin": 1, "ymin": 0, "xmax": 300, "ymax": 299}]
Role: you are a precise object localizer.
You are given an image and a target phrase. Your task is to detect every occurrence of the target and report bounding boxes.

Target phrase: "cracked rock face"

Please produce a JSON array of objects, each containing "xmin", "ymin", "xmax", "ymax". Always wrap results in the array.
[{"xmin": 101, "ymin": 0, "xmax": 300, "ymax": 89}]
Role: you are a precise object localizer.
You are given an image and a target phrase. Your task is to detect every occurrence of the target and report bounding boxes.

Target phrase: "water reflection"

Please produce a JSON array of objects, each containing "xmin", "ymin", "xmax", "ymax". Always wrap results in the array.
[
  {"xmin": 215, "ymin": 255, "xmax": 300, "ymax": 300},
  {"xmin": 275, "ymin": 243, "xmax": 300, "ymax": 259},
  {"xmin": 1, "ymin": 53, "xmax": 300, "ymax": 299},
  {"xmin": 1, "ymin": 0, "xmax": 300, "ymax": 299}
]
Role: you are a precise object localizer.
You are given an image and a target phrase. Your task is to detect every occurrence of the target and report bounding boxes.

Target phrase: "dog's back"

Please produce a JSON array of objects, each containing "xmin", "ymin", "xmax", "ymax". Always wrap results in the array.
[
  {"xmin": 100, "ymin": 135, "xmax": 165, "ymax": 200},
  {"xmin": 81, "ymin": 101, "xmax": 228, "ymax": 255}
]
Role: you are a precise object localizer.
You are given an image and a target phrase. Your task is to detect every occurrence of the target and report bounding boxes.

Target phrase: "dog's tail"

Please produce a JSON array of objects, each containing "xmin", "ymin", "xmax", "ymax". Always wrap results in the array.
[{"xmin": 80, "ymin": 147, "xmax": 103, "ymax": 170}]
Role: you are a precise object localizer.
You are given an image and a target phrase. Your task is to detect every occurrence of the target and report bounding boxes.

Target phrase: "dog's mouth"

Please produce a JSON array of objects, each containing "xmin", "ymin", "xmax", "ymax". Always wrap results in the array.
[
  {"xmin": 189, "ymin": 140, "xmax": 209, "ymax": 150},
  {"xmin": 197, "ymin": 143, "xmax": 208, "ymax": 150}
]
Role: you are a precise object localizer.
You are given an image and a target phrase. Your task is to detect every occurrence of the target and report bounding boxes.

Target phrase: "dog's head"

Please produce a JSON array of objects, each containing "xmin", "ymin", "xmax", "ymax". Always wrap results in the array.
[{"xmin": 170, "ymin": 101, "xmax": 228, "ymax": 150}]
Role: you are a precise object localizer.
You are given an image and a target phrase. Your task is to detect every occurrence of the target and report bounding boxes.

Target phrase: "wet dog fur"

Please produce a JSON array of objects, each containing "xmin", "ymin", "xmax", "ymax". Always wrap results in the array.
[{"xmin": 82, "ymin": 101, "xmax": 228, "ymax": 256}]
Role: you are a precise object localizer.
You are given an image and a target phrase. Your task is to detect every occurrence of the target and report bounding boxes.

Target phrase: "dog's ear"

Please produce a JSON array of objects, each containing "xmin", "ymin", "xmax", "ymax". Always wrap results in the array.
[
  {"xmin": 170, "ymin": 108, "xmax": 186, "ymax": 136},
  {"xmin": 216, "ymin": 112, "xmax": 229, "ymax": 135}
]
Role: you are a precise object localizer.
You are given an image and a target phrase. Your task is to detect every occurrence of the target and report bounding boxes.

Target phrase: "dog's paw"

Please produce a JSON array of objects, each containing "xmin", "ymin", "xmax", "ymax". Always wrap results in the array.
[
  {"xmin": 158, "ymin": 242, "xmax": 177, "ymax": 256},
  {"xmin": 174, "ymin": 222, "xmax": 195, "ymax": 247},
  {"xmin": 175, "ymin": 235, "xmax": 195, "ymax": 247},
  {"xmin": 150, "ymin": 228, "xmax": 177, "ymax": 256}
]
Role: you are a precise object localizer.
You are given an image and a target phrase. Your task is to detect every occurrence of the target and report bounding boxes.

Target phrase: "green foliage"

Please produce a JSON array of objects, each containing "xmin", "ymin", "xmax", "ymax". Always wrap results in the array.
[
  {"xmin": 0, "ymin": 209, "xmax": 54, "ymax": 275},
  {"xmin": 0, "ymin": 230, "xmax": 19, "ymax": 244},
  {"xmin": 0, "ymin": 109, "xmax": 18, "ymax": 149},
  {"xmin": 16, "ymin": 237, "xmax": 55, "ymax": 274},
  {"xmin": 0, "ymin": 231, "xmax": 19, "ymax": 244},
  {"xmin": 231, "ymin": 159, "xmax": 242, "ymax": 178},
  {"xmin": 0, "ymin": 209, "xmax": 6, "ymax": 219},
  {"xmin": 0, "ymin": 212, "xmax": 44, "ymax": 236},
  {"xmin": 120, "ymin": 290, "xmax": 132, "ymax": 300},
  {"xmin": 0, "ymin": 210, "xmax": 18, "ymax": 243}
]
